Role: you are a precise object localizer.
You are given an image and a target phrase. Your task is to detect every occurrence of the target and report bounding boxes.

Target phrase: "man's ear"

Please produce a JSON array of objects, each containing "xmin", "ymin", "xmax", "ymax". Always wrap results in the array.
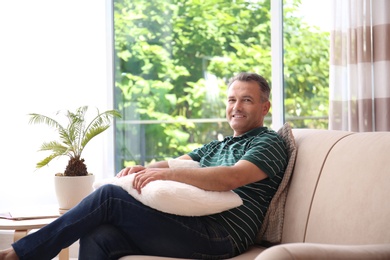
[{"xmin": 262, "ymin": 100, "xmax": 271, "ymax": 115}]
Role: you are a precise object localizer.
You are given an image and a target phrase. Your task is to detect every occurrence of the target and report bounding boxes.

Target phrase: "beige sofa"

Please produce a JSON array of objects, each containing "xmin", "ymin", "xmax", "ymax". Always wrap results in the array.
[{"xmin": 121, "ymin": 129, "xmax": 390, "ymax": 259}]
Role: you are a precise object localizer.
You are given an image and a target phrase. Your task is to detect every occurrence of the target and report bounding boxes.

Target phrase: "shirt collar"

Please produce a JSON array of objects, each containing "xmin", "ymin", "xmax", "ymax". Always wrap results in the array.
[{"xmin": 224, "ymin": 126, "xmax": 268, "ymax": 142}]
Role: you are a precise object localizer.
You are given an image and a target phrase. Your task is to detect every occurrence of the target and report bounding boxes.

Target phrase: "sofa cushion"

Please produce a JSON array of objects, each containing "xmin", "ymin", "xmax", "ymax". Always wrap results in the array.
[
  {"xmin": 281, "ymin": 129, "xmax": 353, "ymax": 243},
  {"xmin": 304, "ymin": 132, "xmax": 390, "ymax": 244},
  {"xmin": 255, "ymin": 243, "xmax": 390, "ymax": 260},
  {"xmin": 256, "ymin": 122, "xmax": 297, "ymax": 244}
]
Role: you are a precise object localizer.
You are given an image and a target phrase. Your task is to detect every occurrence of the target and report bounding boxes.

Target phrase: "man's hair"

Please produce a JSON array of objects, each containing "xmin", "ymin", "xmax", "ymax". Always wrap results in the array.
[{"xmin": 228, "ymin": 72, "xmax": 270, "ymax": 102}]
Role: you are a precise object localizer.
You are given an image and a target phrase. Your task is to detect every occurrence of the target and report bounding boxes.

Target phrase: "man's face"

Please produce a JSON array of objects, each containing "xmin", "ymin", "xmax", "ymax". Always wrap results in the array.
[{"xmin": 226, "ymin": 80, "xmax": 270, "ymax": 137}]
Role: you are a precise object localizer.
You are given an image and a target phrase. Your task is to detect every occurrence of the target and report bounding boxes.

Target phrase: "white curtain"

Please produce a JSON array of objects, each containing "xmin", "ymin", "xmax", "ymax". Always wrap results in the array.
[{"xmin": 329, "ymin": 0, "xmax": 390, "ymax": 131}]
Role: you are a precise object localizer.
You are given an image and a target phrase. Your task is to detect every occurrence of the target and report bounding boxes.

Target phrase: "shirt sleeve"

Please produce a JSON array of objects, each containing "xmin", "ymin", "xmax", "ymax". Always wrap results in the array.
[{"xmin": 241, "ymin": 132, "xmax": 287, "ymax": 179}]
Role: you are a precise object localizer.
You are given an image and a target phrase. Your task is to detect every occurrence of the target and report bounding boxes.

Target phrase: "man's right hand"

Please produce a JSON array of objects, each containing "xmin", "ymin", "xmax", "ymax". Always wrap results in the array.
[{"xmin": 116, "ymin": 165, "xmax": 146, "ymax": 178}]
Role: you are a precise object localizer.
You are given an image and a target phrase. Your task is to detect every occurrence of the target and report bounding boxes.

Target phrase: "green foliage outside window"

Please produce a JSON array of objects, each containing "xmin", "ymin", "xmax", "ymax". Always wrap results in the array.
[{"xmin": 113, "ymin": 0, "xmax": 329, "ymax": 169}]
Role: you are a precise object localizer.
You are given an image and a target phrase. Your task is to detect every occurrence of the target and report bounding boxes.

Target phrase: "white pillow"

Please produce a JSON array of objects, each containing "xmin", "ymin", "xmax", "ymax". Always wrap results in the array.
[{"xmin": 93, "ymin": 159, "xmax": 243, "ymax": 216}]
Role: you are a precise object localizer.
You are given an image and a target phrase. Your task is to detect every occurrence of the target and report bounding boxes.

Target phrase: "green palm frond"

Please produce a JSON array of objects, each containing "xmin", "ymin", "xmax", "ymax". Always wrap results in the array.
[
  {"xmin": 29, "ymin": 113, "xmax": 75, "ymax": 150},
  {"xmin": 28, "ymin": 113, "xmax": 64, "ymax": 131},
  {"xmin": 58, "ymin": 128, "xmax": 73, "ymax": 147},
  {"xmin": 81, "ymin": 125, "xmax": 110, "ymax": 150},
  {"xmin": 36, "ymin": 151, "xmax": 66, "ymax": 168},
  {"xmin": 39, "ymin": 141, "xmax": 68, "ymax": 153},
  {"xmin": 80, "ymin": 109, "xmax": 122, "ymax": 151},
  {"xmin": 39, "ymin": 141, "xmax": 75, "ymax": 158}
]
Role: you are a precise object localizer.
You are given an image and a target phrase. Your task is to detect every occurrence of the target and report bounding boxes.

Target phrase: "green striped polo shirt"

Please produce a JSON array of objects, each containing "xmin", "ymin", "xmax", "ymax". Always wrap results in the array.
[{"xmin": 187, "ymin": 126, "xmax": 287, "ymax": 253}]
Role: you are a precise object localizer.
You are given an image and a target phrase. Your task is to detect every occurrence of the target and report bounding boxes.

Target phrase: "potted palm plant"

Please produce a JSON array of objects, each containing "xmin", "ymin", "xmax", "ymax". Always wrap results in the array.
[{"xmin": 29, "ymin": 106, "xmax": 121, "ymax": 214}]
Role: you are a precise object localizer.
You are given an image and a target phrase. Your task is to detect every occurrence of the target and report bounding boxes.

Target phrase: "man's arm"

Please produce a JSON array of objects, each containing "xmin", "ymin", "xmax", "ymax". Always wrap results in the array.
[
  {"xmin": 116, "ymin": 154, "xmax": 192, "ymax": 177},
  {"xmin": 133, "ymin": 159, "xmax": 268, "ymax": 194}
]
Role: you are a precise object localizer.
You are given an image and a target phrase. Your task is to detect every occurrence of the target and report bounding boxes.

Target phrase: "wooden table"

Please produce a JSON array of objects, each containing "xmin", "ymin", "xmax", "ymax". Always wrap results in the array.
[{"xmin": 0, "ymin": 217, "xmax": 69, "ymax": 260}]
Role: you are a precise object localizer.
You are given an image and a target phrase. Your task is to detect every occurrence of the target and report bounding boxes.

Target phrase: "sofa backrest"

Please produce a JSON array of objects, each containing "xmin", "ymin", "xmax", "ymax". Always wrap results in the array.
[{"xmin": 282, "ymin": 129, "xmax": 390, "ymax": 245}]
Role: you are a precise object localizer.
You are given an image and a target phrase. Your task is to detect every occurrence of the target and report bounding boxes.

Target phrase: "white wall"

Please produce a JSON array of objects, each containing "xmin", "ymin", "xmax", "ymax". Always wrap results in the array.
[{"xmin": 0, "ymin": 0, "xmax": 114, "ymax": 210}]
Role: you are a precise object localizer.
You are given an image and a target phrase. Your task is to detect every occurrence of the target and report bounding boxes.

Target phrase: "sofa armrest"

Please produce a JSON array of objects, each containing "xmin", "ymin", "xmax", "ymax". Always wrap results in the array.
[{"xmin": 255, "ymin": 243, "xmax": 390, "ymax": 260}]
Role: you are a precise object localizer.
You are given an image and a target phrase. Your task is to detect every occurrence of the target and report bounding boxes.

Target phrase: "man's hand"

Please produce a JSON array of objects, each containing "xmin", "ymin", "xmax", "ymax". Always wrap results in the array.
[
  {"xmin": 132, "ymin": 168, "xmax": 169, "ymax": 194},
  {"xmin": 116, "ymin": 165, "xmax": 146, "ymax": 178}
]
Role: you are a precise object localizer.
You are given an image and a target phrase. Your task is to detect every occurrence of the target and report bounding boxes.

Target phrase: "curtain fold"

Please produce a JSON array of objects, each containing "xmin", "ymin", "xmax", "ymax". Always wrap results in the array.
[{"xmin": 329, "ymin": 0, "xmax": 390, "ymax": 131}]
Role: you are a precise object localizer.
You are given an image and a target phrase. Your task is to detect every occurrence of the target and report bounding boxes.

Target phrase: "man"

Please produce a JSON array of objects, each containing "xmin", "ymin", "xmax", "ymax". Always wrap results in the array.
[{"xmin": 0, "ymin": 72, "xmax": 287, "ymax": 260}]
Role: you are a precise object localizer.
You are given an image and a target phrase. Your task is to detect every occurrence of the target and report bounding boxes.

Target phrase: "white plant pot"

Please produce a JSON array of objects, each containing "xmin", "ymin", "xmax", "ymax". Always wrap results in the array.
[{"xmin": 54, "ymin": 174, "xmax": 95, "ymax": 214}]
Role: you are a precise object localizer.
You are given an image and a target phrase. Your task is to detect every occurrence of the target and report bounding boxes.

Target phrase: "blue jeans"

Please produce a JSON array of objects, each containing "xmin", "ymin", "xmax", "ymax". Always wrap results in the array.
[{"xmin": 12, "ymin": 184, "xmax": 237, "ymax": 260}]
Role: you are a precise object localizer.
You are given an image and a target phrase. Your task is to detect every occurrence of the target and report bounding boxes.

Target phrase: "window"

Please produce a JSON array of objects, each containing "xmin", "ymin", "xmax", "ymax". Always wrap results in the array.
[
  {"xmin": 113, "ymin": 0, "xmax": 330, "ymax": 171},
  {"xmin": 283, "ymin": 0, "xmax": 330, "ymax": 128}
]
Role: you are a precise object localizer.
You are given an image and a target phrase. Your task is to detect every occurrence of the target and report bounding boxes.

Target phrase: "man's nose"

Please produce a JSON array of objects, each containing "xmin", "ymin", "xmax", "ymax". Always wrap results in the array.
[{"xmin": 233, "ymin": 100, "xmax": 242, "ymax": 110}]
